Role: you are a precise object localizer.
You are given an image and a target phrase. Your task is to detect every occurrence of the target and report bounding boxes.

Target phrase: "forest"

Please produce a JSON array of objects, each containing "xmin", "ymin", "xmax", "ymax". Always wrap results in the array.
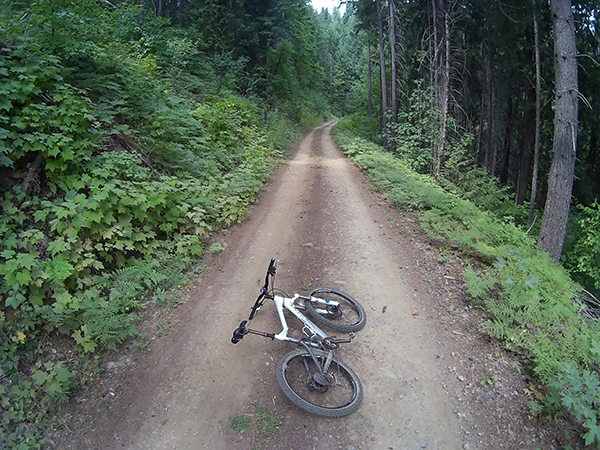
[{"xmin": 1, "ymin": 0, "xmax": 600, "ymax": 447}]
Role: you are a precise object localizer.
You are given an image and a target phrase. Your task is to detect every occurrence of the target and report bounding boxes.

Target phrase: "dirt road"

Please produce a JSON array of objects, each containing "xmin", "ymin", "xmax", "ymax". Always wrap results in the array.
[{"xmin": 60, "ymin": 122, "xmax": 570, "ymax": 450}]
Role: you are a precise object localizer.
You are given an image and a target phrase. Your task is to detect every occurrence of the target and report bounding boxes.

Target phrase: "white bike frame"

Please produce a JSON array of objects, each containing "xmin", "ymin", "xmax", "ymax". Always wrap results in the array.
[{"xmin": 272, "ymin": 294, "xmax": 333, "ymax": 344}]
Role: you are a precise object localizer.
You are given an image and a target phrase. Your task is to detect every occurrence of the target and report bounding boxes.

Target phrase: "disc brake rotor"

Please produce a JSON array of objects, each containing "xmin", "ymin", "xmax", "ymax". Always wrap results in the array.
[
  {"xmin": 326, "ymin": 305, "xmax": 342, "ymax": 318},
  {"xmin": 309, "ymin": 372, "xmax": 330, "ymax": 393}
]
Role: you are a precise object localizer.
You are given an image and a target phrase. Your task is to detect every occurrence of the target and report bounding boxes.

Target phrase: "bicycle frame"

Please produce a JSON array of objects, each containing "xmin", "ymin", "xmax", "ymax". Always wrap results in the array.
[
  {"xmin": 273, "ymin": 293, "xmax": 328, "ymax": 344},
  {"xmin": 232, "ymin": 259, "xmax": 354, "ymax": 357}
]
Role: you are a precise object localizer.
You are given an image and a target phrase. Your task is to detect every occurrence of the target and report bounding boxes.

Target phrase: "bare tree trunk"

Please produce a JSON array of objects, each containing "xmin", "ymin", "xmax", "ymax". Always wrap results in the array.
[
  {"xmin": 476, "ymin": 42, "xmax": 488, "ymax": 166},
  {"xmin": 438, "ymin": 9, "xmax": 450, "ymax": 176},
  {"xmin": 528, "ymin": 11, "xmax": 542, "ymax": 224},
  {"xmin": 431, "ymin": 0, "xmax": 439, "ymax": 173},
  {"xmin": 389, "ymin": 0, "xmax": 398, "ymax": 124},
  {"xmin": 152, "ymin": 0, "xmax": 164, "ymax": 17},
  {"xmin": 367, "ymin": 42, "xmax": 373, "ymax": 118},
  {"xmin": 432, "ymin": 0, "xmax": 450, "ymax": 177},
  {"xmin": 499, "ymin": 95, "xmax": 513, "ymax": 185},
  {"xmin": 515, "ymin": 105, "xmax": 534, "ymax": 205},
  {"xmin": 537, "ymin": 0, "xmax": 579, "ymax": 262},
  {"xmin": 485, "ymin": 51, "xmax": 497, "ymax": 176},
  {"xmin": 377, "ymin": 0, "xmax": 388, "ymax": 137},
  {"xmin": 138, "ymin": 0, "xmax": 145, "ymax": 40}
]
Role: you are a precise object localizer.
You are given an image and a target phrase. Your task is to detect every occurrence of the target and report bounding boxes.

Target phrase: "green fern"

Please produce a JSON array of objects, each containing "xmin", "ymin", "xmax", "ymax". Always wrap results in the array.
[{"xmin": 463, "ymin": 266, "xmax": 498, "ymax": 300}]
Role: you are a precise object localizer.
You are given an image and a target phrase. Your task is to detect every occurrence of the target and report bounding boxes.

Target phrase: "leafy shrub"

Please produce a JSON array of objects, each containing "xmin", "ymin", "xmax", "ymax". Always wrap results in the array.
[
  {"xmin": 0, "ymin": 2, "xmax": 301, "ymax": 447},
  {"xmin": 439, "ymin": 133, "xmax": 529, "ymax": 226},
  {"xmin": 336, "ymin": 113, "xmax": 381, "ymax": 144},
  {"xmin": 0, "ymin": 323, "xmax": 76, "ymax": 448},
  {"xmin": 563, "ymin": 201, "xmax": 600, "ymax": 296},
  {"xmin": 464, "ymin": 246, "xmax": 592, "ymax": 383},
  {"xmin": 385, "ymin": 81, "xmax": 438, "ymax": 173},
  {"xmin": 0, "ymin": 51, "xmax": 94, "ymax": 177},
  {"xmin": 544, "ymin": 361, "xmax": 600, "ymax": 447}
]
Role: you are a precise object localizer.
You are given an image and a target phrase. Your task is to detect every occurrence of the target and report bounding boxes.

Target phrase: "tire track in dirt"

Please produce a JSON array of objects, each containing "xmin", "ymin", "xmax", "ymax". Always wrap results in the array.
[{"xmin": 268, "ymin": 123, "xmax": 466, "ymax": 450}]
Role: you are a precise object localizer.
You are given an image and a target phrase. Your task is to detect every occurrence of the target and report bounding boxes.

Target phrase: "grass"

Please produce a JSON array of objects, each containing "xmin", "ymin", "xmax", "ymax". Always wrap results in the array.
[
  {"xmin": 229, "ymin": 401, "xmax": 282, "ymax": 446},
  {"xmin": 230, "ymin": 415, "xmax": 251, "ymax": 433}
]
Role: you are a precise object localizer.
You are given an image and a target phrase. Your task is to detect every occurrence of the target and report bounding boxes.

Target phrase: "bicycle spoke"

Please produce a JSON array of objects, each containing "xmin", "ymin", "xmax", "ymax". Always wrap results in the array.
[{"xmin": 283, "ymin": 353, "xmax": 358, "ymax": 410}]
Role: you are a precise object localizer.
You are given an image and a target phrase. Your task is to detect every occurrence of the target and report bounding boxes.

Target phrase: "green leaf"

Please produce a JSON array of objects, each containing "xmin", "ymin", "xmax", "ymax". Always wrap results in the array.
[
  {"xmin": 16, "ymin": 252, "xmax": 37, "ymax": 269},
  {"xmin": 48, "ymin": 237, "xmax": 70, "ymax": 256},
  {"xmin": 31, "ymin": 369, "xmax": 48, "ymax": 387},
  {"xmin": 16, "ymin": 269, "xmax": 32, "ymax": 285},
  {"xmin": 87, "ymin": 208, "xmax": 104, "ymax": 223},
  {"xmin": 0, "ymin": 97, "xmax": 11, "ymax": 111},
  {"xmin": 44, "ymin": 257, "xmax": 76, "ymax": 283},
  {"xmin": 584, "ymin": 421, "xmax": 600, "ymax": 446},
  {"xmin": 53, "ymin": 366, "xmax": 74, "ymax": 384},
  {"xmin": 1, "ymin": 249, "xmax": 16, "ymax": 259},
  {"xmin": 2, "ymin": 233, "xmax": 19, "ymax": 249},
  {"xmin": 34, "ymin": 209, "xmax": 49, "ymax": 222},
  {"xmin": 0, "ymin": 155, "xmax": 13, "ymax": 167},
  {"xmin": 5, "ymin": 291, "xmax": 26, "ymax": 308}
]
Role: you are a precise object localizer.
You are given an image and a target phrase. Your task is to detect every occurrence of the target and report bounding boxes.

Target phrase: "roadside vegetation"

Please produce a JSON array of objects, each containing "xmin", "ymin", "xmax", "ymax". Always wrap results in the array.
[
  {"xmin": 335, "ymin": 116, "xmax": 600, "ymax": 448},
  {"xmin": 0, "ymin": 1, "xmax": 322, "ymax": 447}
]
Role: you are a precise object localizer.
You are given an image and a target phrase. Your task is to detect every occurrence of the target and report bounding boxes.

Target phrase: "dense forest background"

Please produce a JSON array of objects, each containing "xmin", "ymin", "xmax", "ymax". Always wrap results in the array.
[{"xmin": 1, "ymin": 0, "xmax": 600, "ymax": 447}]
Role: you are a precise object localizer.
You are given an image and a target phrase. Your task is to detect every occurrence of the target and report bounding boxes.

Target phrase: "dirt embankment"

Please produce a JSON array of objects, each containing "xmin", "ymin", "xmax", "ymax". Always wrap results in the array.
[{"xmin": 58, "ymin": 122, "xmax": 581, "ymax": 450}]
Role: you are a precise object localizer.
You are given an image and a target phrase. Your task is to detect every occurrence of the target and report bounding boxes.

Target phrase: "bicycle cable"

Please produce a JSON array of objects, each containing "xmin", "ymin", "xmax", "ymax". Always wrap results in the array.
[{"xmin": 270, "ymin": 288, "xmax": 289, "ymax": 298}]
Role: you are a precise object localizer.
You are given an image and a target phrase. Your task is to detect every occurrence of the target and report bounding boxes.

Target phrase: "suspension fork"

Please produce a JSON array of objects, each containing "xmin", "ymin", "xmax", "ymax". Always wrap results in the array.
[{"xmin": 300, "ymin": 342, "xmax": 335, "ymax": 376}]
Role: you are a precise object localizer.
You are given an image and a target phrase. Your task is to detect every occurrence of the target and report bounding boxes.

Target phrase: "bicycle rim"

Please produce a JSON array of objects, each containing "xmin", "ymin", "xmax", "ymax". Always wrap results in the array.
[
  {"xmin": 276, "ymin": 350, "xmax": 362, "ymax": 417},
  {"xmin": 306, "ymin": 288, "xmax": 366, "ymax": 332}
]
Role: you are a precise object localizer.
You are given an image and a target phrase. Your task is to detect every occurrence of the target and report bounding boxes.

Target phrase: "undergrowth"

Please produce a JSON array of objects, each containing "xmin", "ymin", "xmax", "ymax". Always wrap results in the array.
[
  {"xmin": 0, "ymin": 14, "xmax": 298, "ymax": 449},
  {"xmin": 334, "ymin": 120, "xmax": 600, "ymax": 448}
]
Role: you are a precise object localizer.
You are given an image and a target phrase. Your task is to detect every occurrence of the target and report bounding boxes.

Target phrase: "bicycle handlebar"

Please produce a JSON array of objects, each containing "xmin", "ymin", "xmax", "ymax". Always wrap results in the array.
[
  {"xmin": 231, "ymin": 320, "xmax": 275, "ymax": 343},
  {"xmin": 231, "ymin": 320, "xmax": 249, "ymax": 343},
  {"xmin": 248, "ymin": 258, "xmax": 278, "ymax": 320}
]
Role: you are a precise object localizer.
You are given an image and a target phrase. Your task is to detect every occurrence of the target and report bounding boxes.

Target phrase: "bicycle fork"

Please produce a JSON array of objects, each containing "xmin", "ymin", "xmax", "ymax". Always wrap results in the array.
[{"xmin": 300, "ymin": 343, "xmax": 335, "ymax": 387}]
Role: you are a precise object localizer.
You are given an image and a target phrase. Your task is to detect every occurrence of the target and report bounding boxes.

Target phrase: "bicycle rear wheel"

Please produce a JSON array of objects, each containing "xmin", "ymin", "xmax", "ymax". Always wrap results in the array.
[
  {"xmin": 305, "ymin": 287, "xmax": 367, "ymax": 332},
  {"xmin": 276, "ymin": 349, "xmax": 362, "ymax": 417}
]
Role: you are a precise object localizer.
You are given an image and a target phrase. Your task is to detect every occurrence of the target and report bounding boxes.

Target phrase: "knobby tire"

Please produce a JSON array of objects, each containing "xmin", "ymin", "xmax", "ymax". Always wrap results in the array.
[
  {"xmin": 276, "ymin": 349, "xmax": 363, "ymax": 417},
  {"xmin": 305, "ymin": 287, "xmax": 367, "ymax": 332}
]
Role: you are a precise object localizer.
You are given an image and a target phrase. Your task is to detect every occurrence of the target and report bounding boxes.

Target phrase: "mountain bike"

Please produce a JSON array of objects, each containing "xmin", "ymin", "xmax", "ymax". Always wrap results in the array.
[{"xmin": 231, "ymin": 259, "xmax": 366, "ymax": 417}]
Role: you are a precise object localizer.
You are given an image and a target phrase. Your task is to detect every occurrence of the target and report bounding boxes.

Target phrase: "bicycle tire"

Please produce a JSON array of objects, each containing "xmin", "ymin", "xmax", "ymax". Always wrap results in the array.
[
  {"xmin": 276, "ymin": 349, "xmax": 363, "ymax": 417},
  {"xmin": 305, "ymin": 287, "xmax": 367, "ymax": 332}
]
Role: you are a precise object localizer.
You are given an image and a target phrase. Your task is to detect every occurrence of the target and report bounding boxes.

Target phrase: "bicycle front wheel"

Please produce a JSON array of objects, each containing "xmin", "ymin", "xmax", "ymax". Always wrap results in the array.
[
  {"xmin": 305, "ymin": 287, "xmax": 367, "ymax": 332},
  {"xmin": 276, "ymin": 349, "xmax": 363, "ymax": 417}
]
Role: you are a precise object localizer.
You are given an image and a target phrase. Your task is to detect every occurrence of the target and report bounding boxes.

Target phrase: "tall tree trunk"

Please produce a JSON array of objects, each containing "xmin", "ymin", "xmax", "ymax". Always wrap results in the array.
[
  {"xmin": 432, "ymin": 0, "xmax": 449, "ymax": 177},
  {"xmin": 476, "ymin": 42, "xmax": 488, "ymax": 166},
  {"xmin": 388, "ymin": 0, "xmax": 398, "ymax": 124},
  {"xmin": 153, "ymin": 0, "xmax": 164, "ymax": 17},
  {"xmin": 537, "ymin": 0, "xmax": 579, "ymax": 262},
  {"xmin": 515, "ymin": 105, "xmax": 534, "ymax": 205},
  {"xmin": 438, "ymin": 9, "xmax": 450, "ymax": 175},
  {"xmin": 367, "ymin": 42, "xmax": 373, "ymax": 118},
  {"xmin": 377, "ymin": 0, "xmax": 388, "ymax": 137},
  {"xmin": 485, "ymin": 50, "xmax": 497, "ymax": 176},
  {"xmin": 499, "ymin": 95, "xmax": 513, "ymax": 185},
  {"xmin": 138, "ymin": 0, "xmax": 145, "ymax": 40},
  {"xmin": 528, "ymin": 11, "xmax": 542, "ymax": 224}
]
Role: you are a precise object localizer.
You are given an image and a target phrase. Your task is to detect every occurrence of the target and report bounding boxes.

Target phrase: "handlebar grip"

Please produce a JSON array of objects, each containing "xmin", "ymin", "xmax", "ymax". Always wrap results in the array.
[
  {"xmin": 268, "ymin": 258, "xmax": 278, "ymax": 276},
  {"xmin": 231, "ymin": 320, "xmax": 249, "ymax": 344}
]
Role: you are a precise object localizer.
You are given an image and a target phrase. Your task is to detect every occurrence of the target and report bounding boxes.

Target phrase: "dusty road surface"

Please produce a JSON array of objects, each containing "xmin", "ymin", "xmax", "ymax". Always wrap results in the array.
[{"xmin": 59, "ymin": 122, "xmax": 575, "ymax": 450}]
